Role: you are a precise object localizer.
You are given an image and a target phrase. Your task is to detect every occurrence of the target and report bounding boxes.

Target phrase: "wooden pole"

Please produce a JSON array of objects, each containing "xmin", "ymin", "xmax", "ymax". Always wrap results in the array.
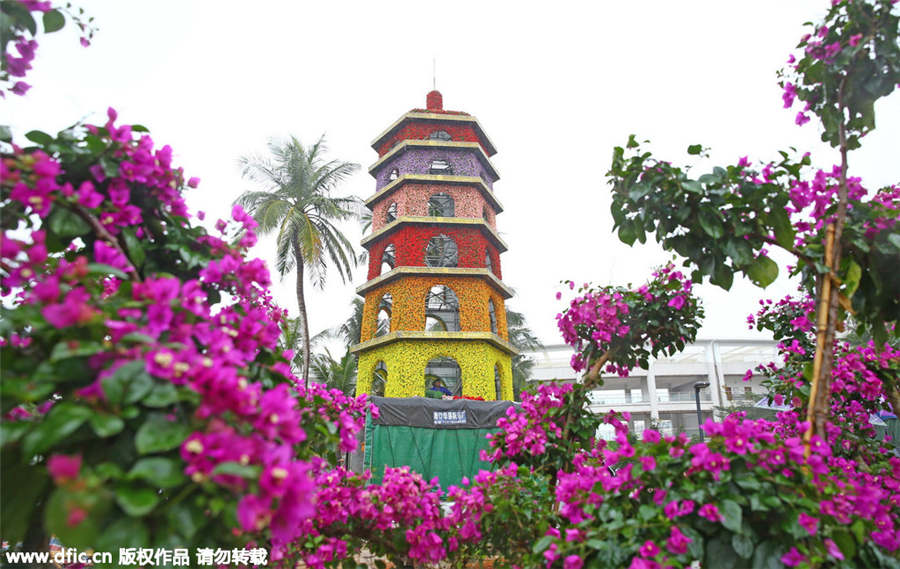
[{"xmin": 804, "ymin": 223, "xmax": 835, "ymax": 459}]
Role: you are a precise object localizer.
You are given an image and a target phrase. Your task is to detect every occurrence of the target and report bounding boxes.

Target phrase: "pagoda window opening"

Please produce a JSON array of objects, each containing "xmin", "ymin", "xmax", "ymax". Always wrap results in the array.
[
  {"xmin": 372, "ymin": 361, "xmax": 387, "ymax": 397},
  {"xmin": 427, "ymin": 192, "xmax": 455, "ymax": 217},
  {"xmin": 484, "ymin": 249, "xmax": 493, "ymax": 274},
  {"xmin": 389, "ymin": 168, "xmax": 399, "ymax": 181},
  {"xmin": 385, "ymin": 202, "xmax": 398, "ymax": 223},
  {"xmin": 424, "ymin": 234, "xmax": 458, "ymax": 267},
  {"xmin": 380, "ymin": 244, "xmax": 395, "ymax": 275},
  {"xmin": 482, "ymin": 206, "xmax": 490, "ymax": 223},
  {"xmin": 488, "ymin": 298, "xmax": 498, "ymax": 334},
  {"xmin": 425, "ymin": 356, "xmax": 462, "ymax": 397},
  {"xmin": 376, "ymin": 293, "xmax": 392, "ymax": 337},
  {"xmin": 429, "ymin": 159, "xmax": 453, "ymax": 175},
  {"xmin": 428, "ymin": 130, "xmax": 452, "ymax": 141},
  {"xmin": 494, "ymin": 364, "xmax": 502, "ymax": 400},
  {"xmin": 425, "ymin": 284, "xmax": 460, "ymax": 332}
]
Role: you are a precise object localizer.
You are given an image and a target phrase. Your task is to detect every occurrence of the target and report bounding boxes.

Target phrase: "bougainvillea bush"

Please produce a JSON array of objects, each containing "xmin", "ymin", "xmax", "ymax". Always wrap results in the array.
[{"xmin": 0, "ymin": 104, "xmax": 380, "ymax": 561}]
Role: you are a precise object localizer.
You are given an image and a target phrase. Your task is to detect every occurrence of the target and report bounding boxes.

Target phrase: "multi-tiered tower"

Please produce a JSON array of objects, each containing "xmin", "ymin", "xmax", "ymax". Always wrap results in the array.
[{"xmin": 352, "ymin": 91, "xmax": 516, "ymax": 401}]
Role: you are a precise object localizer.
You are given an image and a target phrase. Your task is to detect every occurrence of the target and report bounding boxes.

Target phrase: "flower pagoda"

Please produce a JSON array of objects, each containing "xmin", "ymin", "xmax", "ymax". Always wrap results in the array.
[{"xmin": 352, "ymin": 90, "xmax": 516, "ymax": 401}]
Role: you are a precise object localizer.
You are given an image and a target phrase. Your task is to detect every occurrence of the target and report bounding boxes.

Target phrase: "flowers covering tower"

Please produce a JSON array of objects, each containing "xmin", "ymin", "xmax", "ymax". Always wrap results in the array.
[{"xmin": 353, "ymin": 91, "xmax": 516, "ymax": 400}]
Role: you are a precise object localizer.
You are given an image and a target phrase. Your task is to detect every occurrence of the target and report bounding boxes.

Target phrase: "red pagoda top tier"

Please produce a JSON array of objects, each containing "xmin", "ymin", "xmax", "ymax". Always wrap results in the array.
[{"xmin": 371, "ymin": 91, "xmax": 497, "ymax": 158}]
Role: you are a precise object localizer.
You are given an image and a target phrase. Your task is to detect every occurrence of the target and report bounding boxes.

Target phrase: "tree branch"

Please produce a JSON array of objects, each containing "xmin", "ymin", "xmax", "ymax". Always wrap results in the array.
[{"xmin": 71, "ymin": 203, "xmax": 141, "ymax": 280}]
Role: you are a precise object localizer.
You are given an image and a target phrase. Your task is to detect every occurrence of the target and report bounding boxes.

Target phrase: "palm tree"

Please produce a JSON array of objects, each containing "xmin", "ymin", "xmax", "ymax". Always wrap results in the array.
[
  {"xmin": 506, "ymin": 307, "xmax": 542, "ymax": 400},
  {"xmin": 309, "ymin": 347, "xmax": 358, "ymax": 395},
  {"xmin": 236, "ymin": 136, "xmax": 360, "ymax": 386}
]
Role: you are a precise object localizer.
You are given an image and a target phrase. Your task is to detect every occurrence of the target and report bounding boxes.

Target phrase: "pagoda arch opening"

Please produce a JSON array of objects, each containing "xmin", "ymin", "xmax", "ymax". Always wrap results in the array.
[
  {"xmin": 427, "ymin": 192, "xmax": 455, "ymax": 217},
  {"xmin": 428, "ymin": 130, "xmax": 452, "ymax": 141},
  {"xmin": 376, "ymin": 293, "xmax": 392, "ymax": 337},
  {"xmin": 425, "ymin": 285, "xmax": 460, "ymax": 332},
  {"xmin": 429, "ymin": 159, "xmax": 453, "ymax": 175},
  {"xmin": 372, "ymin": 361, "xmax": 387, "ymax": 397},
  {"xmin": 380, "ymin": 243, "xmax": 395, "ymax": 275},
  {"xmin": 484, "ymin": 248, "xmax": 493, "ymax": 274},
  {"xmin": 385, "ymin": 202, "xmax": 397, "ymax": 223},
  {"xmin": 389, "ymin": 168, "xmax": 399, "ymax": 181},
  {"xmin": 488, "ymin": 298, "xmax": 498, "ymax": 334},
  {"xmin": 424, "ymin": 234, "xmax": 458, "ymax": 267},
  {"xmin": 425, "ymin": 356, "xmax": 462, "ymax": 397},
  {"xmin": 494, "ymin": 364, "xmax": 503, "ymax": 400}
]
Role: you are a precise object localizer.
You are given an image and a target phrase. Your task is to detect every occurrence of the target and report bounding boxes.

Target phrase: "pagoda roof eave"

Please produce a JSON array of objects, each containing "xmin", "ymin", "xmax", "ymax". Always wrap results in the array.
[
  {"xmin": 368, "ymin": 140, "xmax": 500, "ymax": 181},
  {"xmin": 349, "ymin": 331, "xmax": 519, "ymax": 356},
  {"xmin": 364, "ymin": 174, "xmax": 504, "ymax": 214},
  {"xmin": 356, "ymin": 266, "xmax": 513, "ymax": 299},
  {"xmin": 359, "ymin": 216, "xmax": 508, "ymax": 252},
  {"xmin": 370, "ymin": 111, "xmax": 498, "ymax": 157}
]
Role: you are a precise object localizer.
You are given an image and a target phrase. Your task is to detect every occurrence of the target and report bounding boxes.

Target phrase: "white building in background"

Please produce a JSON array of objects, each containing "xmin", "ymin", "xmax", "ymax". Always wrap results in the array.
[{"xmin": 523, "ymin": 340, "xmax": 781, "ymax": 438}]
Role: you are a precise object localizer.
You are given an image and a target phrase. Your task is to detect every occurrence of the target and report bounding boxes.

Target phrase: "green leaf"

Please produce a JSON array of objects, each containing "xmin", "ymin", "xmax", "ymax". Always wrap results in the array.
[
  {"xmin": 732, "ymin": 533, "xmax": 754, "ymax": 559},
  {"xmin": 86, "ymin": 262, "xmax": 129, "ymax": 280},
  {"xmin": 50, "ymin": 341, "xmax": 104, "ymax": 362},
  {"xmin": 720, "ymin": 499, "xmax": 743, "ymax": 533},
  {"xmin": 0, "ymin": 449, "xmax": 50, "ymax": 545},
  {"xmin": 682, "ymin": 180, "xmax": 702, "ymax": 194},
  {"xmin": 101, "ymin": 360, "xmax": 153, "ymax": 406},
  {"xmin": 85, "ymin": 134, "xmax": 106, "ymax": 154},
  {"xmin": 42, "ymin": 9, "xmax": 65, "ymax": 32},
  {"xmin": 211, "ymin": 461, "xmax": 261, "ymax": 479},
  {"xmin": 122, "ymin": 228, "xmax": 146, "ymax": 268},
  {"xmin": 99, "ymin": 155, "xmax": 120, "ymax": 178},
  {"xmin": 22, "ymin": 402, "xmax": 92, "ymax": 456},
  {"xmin": 47, "ymin": 206, "xmax": 91, "ymax": 238},
  {"xmin": 618, "ymin": 222, "xmax": 637, "ymax": 246},
  {"xmin": 115, "ymin": 483, "xmax": 160, "ymax": 516},
  {"xmin": 751, "ymin": 540, "xmax": 783, "ymax": 569},
  {"xmin": 167, "ymin": 502, "xmax": 207, "ymax": 540},
  {"xmin": 532, "ymin": 535, "xmax": 553, "ymax": 554},
  {"xmin": 89, "ymin": 413, "xmax": 124, "ymax": 437},
  {"xmin": 638, "ymin": 504, "xmax": 657, "ymax": 521},
  {"xmin": 143, "ymin": 382, "xmax": 179, "ymax": 407},
  {"xmin": 45, "ymin": 489, "xmax": 102, "ymax": 547},
  {"xmin": 135, "ymin": 414, "xmax": 190, "ymax": 454},
  {"xmin": 128, "ymin": 457, "xmax": 186, "ymax": 488},
  {"xmin": 723, "ymin": 238, "xmax": 754, "ymax": 267},
  {"xmin": 698, "ymin": 207, "xmax": 724, "ymax": 239},
  {"xmin": 25, "ymin": 129, "xmax": 54, "ymax": 146},
  {"xmin": 96, "ymin": 517, "xmax": 148, "ymax": 553},
  {"xmin": 769, "ymin": 208, "xmax": 795, "ymax": 249},
  {"xmin": 687, "ymin": 144, "xmax": 703, "ymax": 155},
  {"xmin": 705, "ymin": 535, "xmax": 738, "ymax": 569},
  {"xmin": 712, "ymin": 262, "xmax": 734, "ymax": 290},
  {"xmin": 843, "ymin": 259, "xmax": 862, "ymax": 297},
  {"xmin": 734, "ymin": 474, "xmax": 761, "ymax": 491},
  {"xmin": 0, "ymin": 125, "xmax": 12, "ymax": 142},
  {"xmin": 745, "ymin": 256, "xmax": 779, "ymax": 288}
]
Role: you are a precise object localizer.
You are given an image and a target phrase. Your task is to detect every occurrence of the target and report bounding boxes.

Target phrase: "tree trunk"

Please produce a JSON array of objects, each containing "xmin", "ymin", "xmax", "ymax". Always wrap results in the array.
[{"xmin": 294, "ymin": 242, "xmax": 311, "ymax": 388}]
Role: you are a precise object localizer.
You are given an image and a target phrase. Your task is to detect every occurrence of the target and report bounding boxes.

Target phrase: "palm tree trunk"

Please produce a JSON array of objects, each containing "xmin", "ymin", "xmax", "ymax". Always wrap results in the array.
[{"xmin": 294, "ymin": 241, "xmax": 311, "ymax": 388}]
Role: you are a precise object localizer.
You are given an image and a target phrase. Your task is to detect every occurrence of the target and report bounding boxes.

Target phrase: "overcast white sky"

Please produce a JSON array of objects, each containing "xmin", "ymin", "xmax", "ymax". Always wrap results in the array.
[{"xmin": 6, "ymin": 1, "xmax": 899, "ymax": 348}]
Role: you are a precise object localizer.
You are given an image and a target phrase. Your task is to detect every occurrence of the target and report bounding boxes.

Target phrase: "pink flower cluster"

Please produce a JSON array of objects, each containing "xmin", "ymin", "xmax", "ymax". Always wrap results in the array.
[
  {"xmin": 484, "ymin": 382, "xmax": 573, "ymax": 462},
  {"xmin": 557, "ymin": 285, "xmax": 629, "ymax": 373}
]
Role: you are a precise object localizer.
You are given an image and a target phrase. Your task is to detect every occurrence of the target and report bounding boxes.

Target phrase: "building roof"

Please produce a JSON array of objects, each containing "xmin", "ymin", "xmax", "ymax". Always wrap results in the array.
[{"xmin": 370, "ymin": 90, "xmax": 498, "ymax": 156}]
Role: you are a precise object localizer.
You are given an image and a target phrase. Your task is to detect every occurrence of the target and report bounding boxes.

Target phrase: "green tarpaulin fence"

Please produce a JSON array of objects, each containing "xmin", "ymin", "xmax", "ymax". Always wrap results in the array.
[{"xmin": 362, "ymin": 396, "xmax": 515, "ymax": 488}]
